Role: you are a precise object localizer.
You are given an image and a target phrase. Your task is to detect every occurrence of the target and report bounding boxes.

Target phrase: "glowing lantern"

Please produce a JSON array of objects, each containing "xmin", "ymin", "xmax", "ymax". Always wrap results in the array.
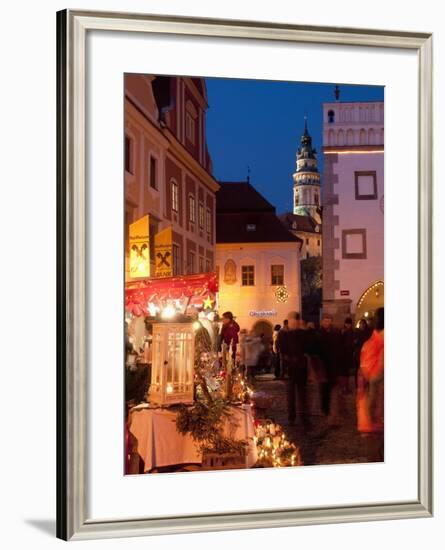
[{"xmin": 149, "ymin": 322, "xmax": 195, "ymax": 406}]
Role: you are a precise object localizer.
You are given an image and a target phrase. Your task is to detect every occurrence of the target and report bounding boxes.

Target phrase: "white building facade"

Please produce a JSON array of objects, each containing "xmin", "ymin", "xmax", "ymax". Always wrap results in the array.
[{"xmin": 322, "ymin": 100, "xmax": 384, "ymax": 325}]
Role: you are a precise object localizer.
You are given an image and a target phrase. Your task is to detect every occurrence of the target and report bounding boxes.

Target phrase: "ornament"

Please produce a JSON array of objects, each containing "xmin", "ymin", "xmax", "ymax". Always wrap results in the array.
[{"xmin": 275, "ymin": 286, "xmax": 289, "ymax": 303}]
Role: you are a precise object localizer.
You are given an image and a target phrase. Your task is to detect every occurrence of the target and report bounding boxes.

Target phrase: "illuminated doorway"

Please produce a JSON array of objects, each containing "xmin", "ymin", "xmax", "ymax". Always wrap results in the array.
[{"xmin": 355, "ymin": 281, "xmax": 384, "ymax": 326}]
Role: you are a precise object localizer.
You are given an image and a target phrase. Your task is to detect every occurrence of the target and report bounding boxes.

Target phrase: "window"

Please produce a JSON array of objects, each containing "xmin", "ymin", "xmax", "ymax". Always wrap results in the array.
[
  {"xmin": 242, "ymin": 265, "xmax": 255, "ymax": 286},
  {"xmin": 355, "ymin": 171, "xmax": 378, "ymax": 200},
  {"xmin": 125, "ymin": 135, "xmax": 133, "ymax": 173},
  {"xmin": 186, "ymin": 112, "xmax": 195, "ymax": 144},
  {"xmin": 317, "ymin": 239, "xmax": 321, "ymax": 246},
  {"xmin": 199, "ymin": 256, "xmax": 204, "ymax": 273},
  {"xmin": 246, "ymin": 223, "xmax": 256, "ymax": 232},
  {"xmin": 306, "ymin": 238, "xmax": 309, "ymax": 245},
  {"xmin": 206, "ymin": 208, "xmax": 212, "ymax": 234},
  {"xmin": 314, "ymin": 193, "xmax": 319, "ymax": 205},
  {"xmin": 171, "ymin": 180, "xmax": 179, "ymax": 212},
  {"xmin": 271, "ymin": 264, "xmax": 284, "ymax": 286},
  {"xmin": 172, "ymin": 244, "xmax": 181, "ymax": 275},
  {"xmin": 149, "ymin": 156, "xmax": 157, "ymax": 189},
  {"xmin": 188, "ymin": 194, "xmax": 196, "ymax": 223},
  {"xmin": 149, "ymin": 219, "xmax": 159, "ymax": 262},
  {"xmin": 198, "ymin": 202, "xmax": 204, "ymax": 229},
  {"xmin": 328, "ymin": 110, "xmax": 335, "ymax": 123},
  {"xmin": 188, "ymin": 250, "xmax": 195, "ymax": 274},
  {"xmin": 342, "ymin": 229, "xmax": 367, "ymax": 259},
  {"xmin": 205, "ymin": 259, "xmax": 211, "ymax": 272}
]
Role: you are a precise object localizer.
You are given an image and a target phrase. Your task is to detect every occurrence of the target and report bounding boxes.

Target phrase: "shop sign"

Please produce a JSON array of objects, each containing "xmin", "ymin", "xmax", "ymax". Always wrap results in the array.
[
  {"xmin": 249, "ymin": 309, "xmax": 277, "ymax": 317},
  {"xmin": 155, "ymin": 227, "xmax": 173, "ymax": 278},
  {"xmin": 129, "ymin": 215, "xmax": 150, "ymax": 278}
]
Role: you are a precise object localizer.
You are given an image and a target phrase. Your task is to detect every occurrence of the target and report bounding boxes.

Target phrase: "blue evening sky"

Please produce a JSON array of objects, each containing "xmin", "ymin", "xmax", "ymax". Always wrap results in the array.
[{"xmin": 205, "ymin": 78, "xmax": 384, "ymax": 214}]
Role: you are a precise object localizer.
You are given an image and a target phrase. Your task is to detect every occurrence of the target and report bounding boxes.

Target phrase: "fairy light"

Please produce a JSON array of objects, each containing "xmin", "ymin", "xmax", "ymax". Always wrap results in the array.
[{"xmin": 254, "ymin": 420, "xmax": 302, "ymax": 468}]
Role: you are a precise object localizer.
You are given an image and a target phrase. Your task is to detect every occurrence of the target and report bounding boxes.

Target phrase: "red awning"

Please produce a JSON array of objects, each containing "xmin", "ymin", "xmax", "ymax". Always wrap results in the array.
[{"xmin": 125, "ymin": 272, "xmax": 218, "ymax": 317}]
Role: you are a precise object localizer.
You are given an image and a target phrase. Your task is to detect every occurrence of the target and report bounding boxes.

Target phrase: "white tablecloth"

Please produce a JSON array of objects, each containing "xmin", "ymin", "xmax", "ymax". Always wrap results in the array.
[{"xmin": 129, "ymin": 404, "xmax": 257, "ymax": 472}]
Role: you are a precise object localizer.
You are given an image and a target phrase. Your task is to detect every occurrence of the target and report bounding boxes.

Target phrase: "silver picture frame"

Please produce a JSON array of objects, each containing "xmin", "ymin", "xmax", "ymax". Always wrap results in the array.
[{"xmin": 56, "ymin": 9, "xmax": 433, "ymax": 541}]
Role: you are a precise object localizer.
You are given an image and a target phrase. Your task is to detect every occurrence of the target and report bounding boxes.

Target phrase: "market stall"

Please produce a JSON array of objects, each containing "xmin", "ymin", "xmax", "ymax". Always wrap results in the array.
[{"xmin": 124, "ymin": 271, "xmax": 301, "ymax": 473}]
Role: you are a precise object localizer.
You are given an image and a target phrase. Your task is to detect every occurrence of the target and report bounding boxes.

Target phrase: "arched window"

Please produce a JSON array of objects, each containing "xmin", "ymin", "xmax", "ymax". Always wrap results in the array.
[
  {"xmin": 338, "ymin": 129, "xmax": 344, "ymax": 146},
  {"xmin": 346, "ymin": 129, "xmax": 354, "ymax": 145},
  {"xmin": 328, "ymin": 129, "xmax": 335, "ymax": 146},
  {"xmin": 328, "ymin": 110, "xmax": 335, "ymax": 123},
  {"xmin": 368, "ymin": 128, "xmax": 375, "ymax": 145},
  {"xmin": 359, "ymin": 129, "xmax": 367, "ymax": 145}
]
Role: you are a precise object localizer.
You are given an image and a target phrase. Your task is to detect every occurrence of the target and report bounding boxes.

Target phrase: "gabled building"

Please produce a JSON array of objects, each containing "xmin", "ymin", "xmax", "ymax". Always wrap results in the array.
[{"xmin": 215, "ymin": 181, "xmax": 302, "ymax": 338}]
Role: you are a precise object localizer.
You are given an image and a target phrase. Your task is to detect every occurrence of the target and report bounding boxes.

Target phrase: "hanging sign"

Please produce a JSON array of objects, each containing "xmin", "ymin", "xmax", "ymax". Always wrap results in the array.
[
  {"xmin": 129, "ymin": 215, "xmax": 150, "ymax": 279},
  {"xmin": 155, "ymin": 226, "xmax": 173, "ymax": 278}
]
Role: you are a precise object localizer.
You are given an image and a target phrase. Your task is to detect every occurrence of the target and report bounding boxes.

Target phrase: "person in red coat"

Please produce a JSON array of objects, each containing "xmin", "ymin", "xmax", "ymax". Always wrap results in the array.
[{"xmin": 218, "ymin": 311, "xmax": 240, "ymax": 358}]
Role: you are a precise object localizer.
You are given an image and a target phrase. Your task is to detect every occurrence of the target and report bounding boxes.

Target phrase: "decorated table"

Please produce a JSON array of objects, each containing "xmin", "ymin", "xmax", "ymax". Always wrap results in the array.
[{"xmin": 128, "ymin": 404, "xmax": 257, "ymax": 473}]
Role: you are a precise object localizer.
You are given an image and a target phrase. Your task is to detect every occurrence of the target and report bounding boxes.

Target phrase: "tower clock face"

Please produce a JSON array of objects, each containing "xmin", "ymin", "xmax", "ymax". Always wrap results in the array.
[{"xmin": 380, "ymin": 195, "xmax": 384, "ymax": 214}]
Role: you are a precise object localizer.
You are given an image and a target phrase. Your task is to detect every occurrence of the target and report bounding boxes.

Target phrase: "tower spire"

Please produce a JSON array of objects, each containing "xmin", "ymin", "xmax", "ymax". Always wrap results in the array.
[
  {"xmin": 334, "ymin": 84, "xmax": 340, "ymax": 101},
  {"xmin": 293, "ymin": 116, "xmax": 321, "ymax": 220}
]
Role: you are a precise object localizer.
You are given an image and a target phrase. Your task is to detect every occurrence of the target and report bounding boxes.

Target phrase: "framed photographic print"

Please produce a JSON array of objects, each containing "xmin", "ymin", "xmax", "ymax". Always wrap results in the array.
[{"xmin": 57, "ymin": 9, "xmax": 433, "ymax": 541}]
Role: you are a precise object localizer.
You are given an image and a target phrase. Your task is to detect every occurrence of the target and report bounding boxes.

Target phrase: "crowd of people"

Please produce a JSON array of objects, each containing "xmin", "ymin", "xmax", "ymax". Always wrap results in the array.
[{"xmin": 217, "ymin": 308, "xmax": 384, "ymax": 444}]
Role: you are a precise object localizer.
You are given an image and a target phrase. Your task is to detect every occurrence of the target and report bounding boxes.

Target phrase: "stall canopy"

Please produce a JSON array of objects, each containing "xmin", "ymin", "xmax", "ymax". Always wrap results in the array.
[{"xmin": 125, "ymin": 272, "xmax": 218, "ymax": 317}]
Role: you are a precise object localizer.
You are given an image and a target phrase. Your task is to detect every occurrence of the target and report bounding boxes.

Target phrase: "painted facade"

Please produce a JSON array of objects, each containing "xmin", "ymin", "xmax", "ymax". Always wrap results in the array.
[{"xmin": 322, "ymin": 100, "xmax": 384, "ymax": 325}]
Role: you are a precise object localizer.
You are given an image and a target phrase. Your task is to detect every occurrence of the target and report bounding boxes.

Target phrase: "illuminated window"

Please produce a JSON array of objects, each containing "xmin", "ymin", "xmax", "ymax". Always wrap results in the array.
[
  {"xmin": 171, "ymin": 180, "xmax": 179, "ymax": 212},
  {"xmin": 206, "ymin": 208, "xmax": 212, "ymax": 234},
  {"xmin": 271, "ymin": 265, "xmax": 284, "ymax": 285},
  {"xmin": 242, "ymin": 265, "xmax": 255, "ymax": 286},
  {"xmin": 188, "ymin": 194, "xmax": 196, "ymax": 223},
  {"xmin": 198, "ymin": 202, "xmax": 204, "ymax": 229}
]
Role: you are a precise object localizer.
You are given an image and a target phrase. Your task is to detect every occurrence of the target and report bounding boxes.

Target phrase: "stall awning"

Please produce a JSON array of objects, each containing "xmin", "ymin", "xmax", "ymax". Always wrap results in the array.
[{"xmin": 125, "ymin": 272, "xmax": 218, "ymax": 317}]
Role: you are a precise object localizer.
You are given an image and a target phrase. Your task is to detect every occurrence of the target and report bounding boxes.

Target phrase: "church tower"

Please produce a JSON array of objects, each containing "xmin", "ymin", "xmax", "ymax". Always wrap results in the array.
[{"xmin": 293, "ymin": 117, "xmax": 321, "ymax": 222}]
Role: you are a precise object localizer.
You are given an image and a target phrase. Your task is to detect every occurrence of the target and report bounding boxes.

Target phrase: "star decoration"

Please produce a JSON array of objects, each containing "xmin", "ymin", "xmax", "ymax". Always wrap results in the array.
[{"xmin": 202, "ymin": 295, "xmax": 214, "ymax": 310}]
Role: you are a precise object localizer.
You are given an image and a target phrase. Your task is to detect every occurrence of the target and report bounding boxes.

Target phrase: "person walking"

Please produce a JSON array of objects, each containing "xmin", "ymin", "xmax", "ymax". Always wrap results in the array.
[
  {"xmin": 272, "ymin": 324, "xmax": 282, "ymax": 379},
  {"xmin": 340, "ymin": 317, "xmax": 355, "ymax": 394},
  {"xmin": 243, "ymin": 330, "xmax": 263, "ymax": 382},
  {"xmin": 278, "ymin": 312, "xmax": 309, "ymax": 429},
  {"xmin": 354, "ymin": 318, "xmax": 372, "ymax": 386},
  {"xmin": 318, "ymin": 313, "xmax": 343, "ymax": 426},
  {"xmin": 357, "ymin": 307, "xmax": 384, "ymax": 434}
]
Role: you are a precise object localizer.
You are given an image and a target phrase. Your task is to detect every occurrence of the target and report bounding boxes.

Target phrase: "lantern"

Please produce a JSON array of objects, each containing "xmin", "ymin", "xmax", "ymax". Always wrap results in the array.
[{"xmin": 149, "ymin": 322, "xmax": 195, "ymax": 406}]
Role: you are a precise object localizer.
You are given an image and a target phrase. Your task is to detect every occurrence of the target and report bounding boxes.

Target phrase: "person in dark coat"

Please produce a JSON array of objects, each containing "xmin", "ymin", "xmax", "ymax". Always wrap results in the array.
[
  {"xmin": 340, "ymin": 317, "xmax": 355, "ymax": 394},
  {"xmin": 278, "ymin": 312, "xmax": 309, "ymax": 429},
  {"xmin": 318, "ymin": 313, "xmax": 343, "ymax": 424}
]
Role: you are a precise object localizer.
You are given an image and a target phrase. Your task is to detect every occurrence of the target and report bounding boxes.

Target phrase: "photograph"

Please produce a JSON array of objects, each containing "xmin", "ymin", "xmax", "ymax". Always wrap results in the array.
[{"xmin": 123, "ymin": 74, "xmax": 385, "ymax": 475}]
